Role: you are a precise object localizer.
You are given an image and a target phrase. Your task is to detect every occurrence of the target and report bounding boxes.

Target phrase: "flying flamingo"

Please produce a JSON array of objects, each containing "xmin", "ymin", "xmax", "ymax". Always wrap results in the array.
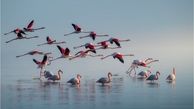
[
  {"xmin": 96, "ymin": 72, "xmax": 112, "ymax": 85},
  {"xmin": 37, "ymin": 36, "xmax": 66, "ymax": 46},
  {"xmin": 146, "ymin": 71, "xmax": 160, "ymax": 82},
  {"xmin": 101, "ymin": 52, "xmax": 134, "ymax": 63},
  {"xmin": 23, "ymin": 20, "xmax": 45, "ymax": 32},
  {"xmin": 137, "ymin": 70, "xmax": 151, "ymax": 79},
  {"xmin": 166, "ymin": 68, "xmax": 176, "ymax": 81},
  {"xmin": 47, "ymin": 70, "xmax": 63, "ymax": 82},
  {"xmin": 73, "ymin": 43, "xmax": 97, "ymax": 53},
  {"xmin": 5, "ymin": 31, "xmax": 38, "ymax": 43},
  {"xmin": 64, "ymin": 23, "xmax": 90, "ymax": 36},
  {"xmin": 16, "ymin": 50, "xmax": 52, "ymax": 58},
  {"xmin": 33, "ymin": 55, "xmax": 51, "ymax": 70},
  {"xmin": 79, "ymin": 31, "xmax": 109, "ymax": 40},
  {"xmin": 126, "ymin": 58, "xmax": 159, "ymax": 75},
  {"xmin": 69, "ymin": 49, "xmax": 103, "ymax": 60},
  {"xmin": 4, "ymin": 28, "xmax": 26, "ymax": 35},
  {"xmin": 107, "ymin": 37, "xmax": 130, "ymax": 47},
  {"xmin": 67, "ymin": 74, "xmax": 82, "ymax": 85},
  {"xmin": 95, "ymin": 41, "xmax": 121, "ymax": 50},
  {"xmin": 51, "ymin": 45, "xmax": 71, "ymax": 61}
]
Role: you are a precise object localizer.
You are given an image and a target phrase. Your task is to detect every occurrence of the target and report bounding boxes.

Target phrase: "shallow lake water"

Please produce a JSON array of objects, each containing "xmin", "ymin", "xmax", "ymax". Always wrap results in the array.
[{"xmin": 1, "ymin": 68, "xmax": 193, "ymax": 109}]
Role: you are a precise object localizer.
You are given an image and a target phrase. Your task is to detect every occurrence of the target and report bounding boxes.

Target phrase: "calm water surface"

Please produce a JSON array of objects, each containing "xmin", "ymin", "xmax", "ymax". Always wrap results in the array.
[{"xmin": 1, "ymin": 69, "xmax": 193, "ymax": 109}]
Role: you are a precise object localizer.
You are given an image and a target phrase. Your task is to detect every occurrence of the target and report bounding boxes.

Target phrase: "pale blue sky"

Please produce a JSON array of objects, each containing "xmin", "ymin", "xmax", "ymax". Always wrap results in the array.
[{"xmin": 1, "ymin": 0, "xmax": 193, "ymax": 81}]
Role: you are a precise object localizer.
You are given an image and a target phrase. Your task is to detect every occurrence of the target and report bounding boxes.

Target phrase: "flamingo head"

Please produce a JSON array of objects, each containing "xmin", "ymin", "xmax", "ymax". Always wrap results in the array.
[
  {"xmin": 108, "ymin": 72, "xmax": 112, "ymax": 77},
  {"xmin": 156, "ymin": 71, "xmax": 160, "ymax": 75}
]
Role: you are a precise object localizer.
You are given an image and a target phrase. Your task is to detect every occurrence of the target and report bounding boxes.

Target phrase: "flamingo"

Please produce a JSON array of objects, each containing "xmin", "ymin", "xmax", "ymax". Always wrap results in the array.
[
  {"xmin": 5, "ymin": 31, "xmax": 38, "ymax": 43},
  {"xmin": 33, "ymin": 55, "xmax": 51, "ymax": 70},
  {"xmin": 37, "ymin": 36, "xmax": 66, "ymax": 46},
  {"xmin": 69, "ymin": 49, "xmax": 103, "ymax": 60},
  {"xmin": 67, "ymin": 74, "xmax": 82, "ymax": 85},
  {"xmin": 107, "ymin": 37, "xmax": 130, "ymax": 47},
  {"xmin": 64, "ymin": 23, "xmax": 90, "ymax": 36},
  {"xmin": 79, "ymin": 31, "xmax": 109, "ymax": 40},
  {"xmin": 16, "ymin": 50, "xmax": 51, "ymax": 58},
  {"xmin": 47, "ymin": 70, "xmax": 63, "ymax": 82},
  {"xmin": 51, "ymin": 45, "xmax": 71, "ymax": 61},
  {"xmin": 4, "ymin": 28, "xmax": 26, "ymax": 35},
  {"xmin": 73, "ymin": 43, "xmax": 97, "ymax": 53},
  {"xmin": 166, "ymin": 68, "xmax": 176, "ymax": 81},
  {"xmin": 96, "ymin": 72, "xmax": 112, "ymax": 85},
  {"xmin": 95, "ymin": 41, "xmax": 121, "ymax": 50},
  {"xmin": 146, "ymin": 71, "xmax": 160, "ymax": 82},
  {"xmin": 137, "ymin": 70, "xmax": 151, "ymax": 78},
  {"xmin": 101, "ymin": 52, "xmax": 134, "ymax": 63},
  {"xmin": 126, "ymin": 58, "xmax": 159, "ymax": 75},
  {"xmin": 23, "ymin": 20, "xmax": 45, "ymax": 32}
]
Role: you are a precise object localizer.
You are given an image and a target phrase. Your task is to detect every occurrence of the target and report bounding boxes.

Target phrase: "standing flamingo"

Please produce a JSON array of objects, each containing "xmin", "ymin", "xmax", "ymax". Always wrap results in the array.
[
  {"xmin": 166, "ymin": 68, "xmax": 176, "ymax": 81},
  {"xmin": 79, "ymin": 31, "xmax": 108, "ymax": 40},
  {"xmin": 126, "ymin": 58, "xmax": 159, "ymax": 75},
  {"xmin": 37, "ymin": 36, "xmax": 66, "ymax": 46},
  {"xmin": 107, "ymin": 37, "xmax": 130, "ymax": 47},
  {"xmin": 101, "ymin": 52, "xmax": 134, "ymax": 63},
  {"xmin": 23, "ymin": 20, "xmax": 45, "ymax": 32},
  {"xmin": 67, "ymin": 74, "xmax": 82, "ymax": 85},
  {"xmin": 146, "ymin": 71, "xmax": 160, "ymax": 82},
  {"xmin": 5, "ymin": 31, "xmax": 38, "ymax": 43},
  {"xmin": 64, "ymin": 23, "xmax": 90, "ymax": 36},
  {"xmin": 69, "ymin": 49, "xmax": 103, "ymax": 60},
  {"xmin": 96, "ymin": 72, "xmax": 112, "ymax": 85},
  {"xmin": 137, "ymin": 70, "xmax": 151, "ymax": 79},
  {"xmin": 47, "ymin": 70, "xmax": 63, "ymax": 82},
  {"xmin": 16, "ymin": 50, "xmax": 51, "ymax": 58},
  {"xmin": 51, "ymin": 45, "xmax": 71, "ymax": 61}
]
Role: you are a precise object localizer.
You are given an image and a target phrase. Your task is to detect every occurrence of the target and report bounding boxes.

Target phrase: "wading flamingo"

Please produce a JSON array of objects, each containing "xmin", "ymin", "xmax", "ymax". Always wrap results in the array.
[
  {"xmin": 37, "ymin": 36, "xmax": 66, "ymax": 46},
  {"xmin": 146, "ymin": 71, "xmax": 160, "ymax": 82},
  {"xmin": 47, "ymin": 70, "xmax": 63, "ymax": 82},
  {"xmin": 107, "ymin": 37, "xmax": 130, "ymax": 47},
  {"xmin": 166, "ymin": 68, "xmax": 176, "ymax": 81},
  {"xmin": 16, "ymin": 50, "xmax": 51, "ymax": 58},
  {"xmin": 96, "ymin": 72, "xmax": 112, "ymax": 85},
  {"xmin": 51, "ymin": 45, "xmax": 71, "ymax": 61},
  {"xmin": 64, "ymin": 23, "xmax": 90, "ymax": 36},
  {"xmin": 126, "ymin": 58, "xmax": 159, "ymax": 75},
  {"xmin": 67, "ymin": 74, "xmax": 82, "ymax": 85},
  {"xmin": 69, "ymin": 50, "xmax": 103, "ymax": 60},
  {"xmin": 137, "ymin": 70, "xmax": 151, "ymax": 79},
  {"xmin": 101, "ymin": 52, "xmax": 134, "ymax": 63},
  {"xmin": 5, "ymin": 31, "xmax": 38, "ymax": 43},
  {"xmin": 23, "ymin": 20, "xmax": 45, "ymax": 32},
  {"xmin": 79, "ymin": 31, "xmax": 108, "ymax": 40},
  {"xmin": 73, "ymin": 43, "xmax": 97, "ymax": 53}
]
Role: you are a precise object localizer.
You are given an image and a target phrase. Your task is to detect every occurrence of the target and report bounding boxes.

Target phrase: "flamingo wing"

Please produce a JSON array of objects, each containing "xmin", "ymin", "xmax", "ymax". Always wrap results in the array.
[
  {"xmin": 33, "ymin": 59, "xmax": 41, "ymax": 65},
  {"xmin": 97, "ymin": 77, "xmax": 108, "ymax": 83},
  {"xmin": 48, "ymin": 75, "xmax": 58, "ymax": 81},
  {"xmin": 113, "ymin": 39, "xmax": 121, "ymax": 47},
  {"xmin": 64, "ymin": 48, "xmax": 70, "ymax": 55},
  {"xmin": 67, "ymin": 78, "xmax": 77, "ymax": 84},
  {"xmin": 41, "ymin": 55, "xmax": 48, "ymax": 64},
  {"xmin": 46, "ymin": 36, "xmax": 52, "ymax": 43},
  {"xmin": 44, "ymin": 71, "xmax": 53, "ymax": 78},
  {"xmin": 27, "ymin": 20, "xmax": 34, "ymax": 29},
  {"xmin": 146, "ymin": 75, "xmax": 155, "ymax": 80},
  {"xmin": 57, "ymin": 45, "xmax": 65, "ymax": 55},
  {"xmin": 72, "ymin": 24, "xmax": 81, "ymax": 31},
  {"xmin": 138, "ymin": 71, "xmax": 146, "ymax": 76}
]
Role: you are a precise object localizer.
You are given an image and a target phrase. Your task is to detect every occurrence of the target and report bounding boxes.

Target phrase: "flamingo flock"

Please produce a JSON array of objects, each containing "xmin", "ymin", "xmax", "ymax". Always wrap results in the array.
[{"xmin": 3, "ymin": 20, "xmax": 176, "ymax": 86}]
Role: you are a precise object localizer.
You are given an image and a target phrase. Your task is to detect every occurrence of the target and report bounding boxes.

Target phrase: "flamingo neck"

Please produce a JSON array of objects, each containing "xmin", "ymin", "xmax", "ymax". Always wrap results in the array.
[{"xmin": 57, "ymin": 72, "xmax": 61, "ymax": 80}]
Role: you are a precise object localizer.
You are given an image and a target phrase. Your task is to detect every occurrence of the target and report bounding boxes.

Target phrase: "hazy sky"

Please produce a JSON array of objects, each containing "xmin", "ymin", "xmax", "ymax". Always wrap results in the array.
[{"xmin": 1, "ymin": 0, "xmax": 193, "ymax": 81}]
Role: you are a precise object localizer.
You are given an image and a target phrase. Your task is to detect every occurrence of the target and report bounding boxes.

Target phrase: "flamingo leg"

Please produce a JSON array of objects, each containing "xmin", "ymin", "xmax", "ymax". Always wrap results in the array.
[
  {"xmin": 25, "ymin": 36, "xmax": 39, "ymax": 39},
  {"xmin": 4, "ymin": 31, "xmax": 14, "ymax": 35},
  {"xmin": 79, "ymin": 35, "xmax": 89, "ymax": 39},
  {"xmin": 32, "ymin": 27, "xmax": 45, "ymax": 31},
  {"xmin": 69, "ymin": 55, "xmax": 80, "ymax": 60},
  {"xmin": 52, "ymin": 41, "xmax": 66, "ymax": 44},
  {"xmin": 64, "ymin": 32, "xmax": 75, "ymax": 36},
  {"xmin": 96, "ymin": 35, "xmax": 109, "ymax": 37},
  {"xmin": 16, "ymin": 53, "xmax": 29, "ymax": 58},
  {"xmin": 37, "ymin": 43, "xmax": 48, "ymax": 46},
  {"xmin": 5, "ymin": 38, "xmax": 19, "ymax": 43}
]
